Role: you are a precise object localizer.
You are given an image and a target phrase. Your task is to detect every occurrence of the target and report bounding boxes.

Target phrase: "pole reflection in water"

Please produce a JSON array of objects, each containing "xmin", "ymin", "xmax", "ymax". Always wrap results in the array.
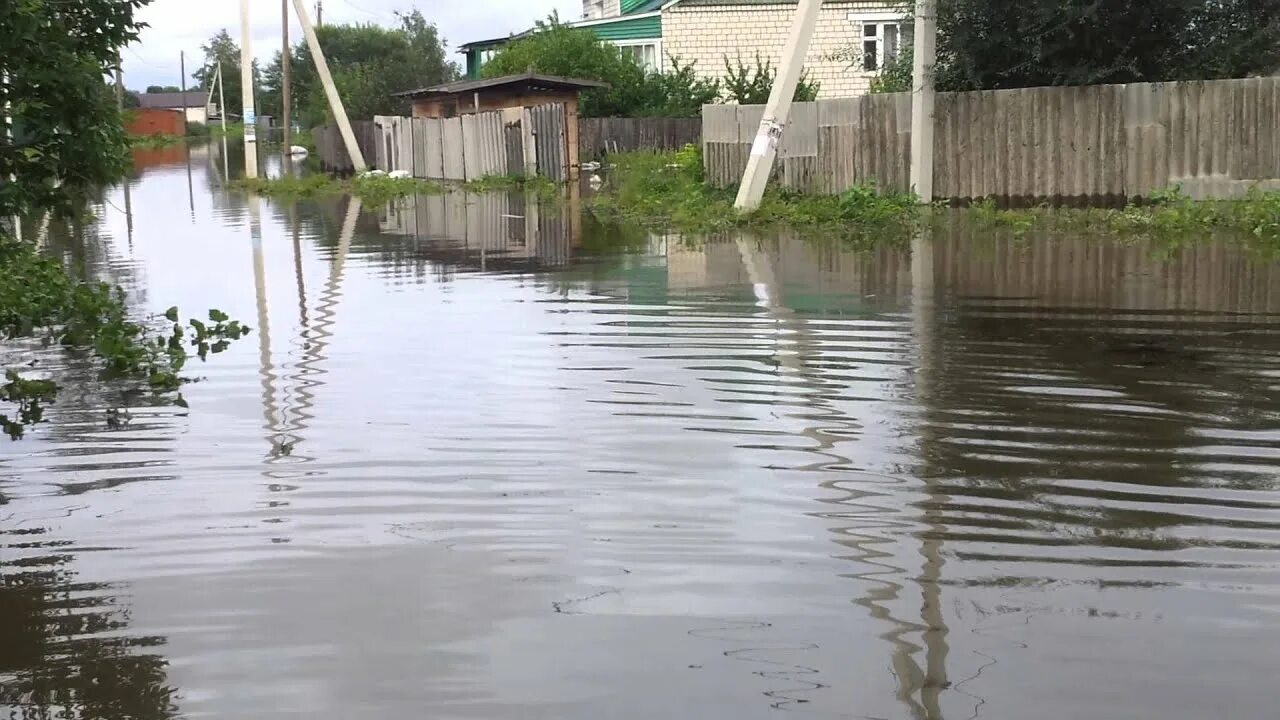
[
  {"xmin": 185, "ymin": 142, "xmax": 195, "ymax": 218},
  {"xmin": 250, "ymin": 193, "xmax": 285, "ymax": 457},
  {"xmin": 909, "ymin": 225, "xmax": 950, "ymax": 718}
]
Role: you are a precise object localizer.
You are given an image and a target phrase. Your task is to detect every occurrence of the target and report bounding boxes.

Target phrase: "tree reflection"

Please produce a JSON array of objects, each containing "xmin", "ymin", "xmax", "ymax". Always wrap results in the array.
[{"xmin": 0, "ymin": 537, "xmax": 176, "ymax": 719}]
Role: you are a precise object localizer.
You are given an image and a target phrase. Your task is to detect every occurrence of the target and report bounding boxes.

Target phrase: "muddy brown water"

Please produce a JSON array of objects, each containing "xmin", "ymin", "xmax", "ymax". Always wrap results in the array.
[{"xmin": 2, "ymin": 144, "xmax": 1279, "ymax": 719}]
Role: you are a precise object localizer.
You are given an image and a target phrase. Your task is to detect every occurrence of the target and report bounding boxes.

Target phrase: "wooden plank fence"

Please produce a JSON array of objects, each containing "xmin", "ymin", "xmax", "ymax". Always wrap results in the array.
[
  {"xmin": 578, "ymin": 117, "xmax": 702, "ymax": 159},
  {"xmin": 704, "ymin": 77, "xmax": 1280, "ymax": 203},
  {"xmin": 311, "ymin": 120, "xmax": 377, "ymax": 174}
]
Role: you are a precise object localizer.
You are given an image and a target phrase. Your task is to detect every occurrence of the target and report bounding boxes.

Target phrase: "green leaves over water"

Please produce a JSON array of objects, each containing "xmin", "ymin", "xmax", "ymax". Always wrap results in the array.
[{"xmin": 0, "ymin": 238, "xmax": 251, "ymax": 439}]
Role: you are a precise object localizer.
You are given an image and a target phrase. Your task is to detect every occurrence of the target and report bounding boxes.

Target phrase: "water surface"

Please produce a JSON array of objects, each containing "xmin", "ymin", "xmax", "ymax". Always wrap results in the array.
[{"xmin": 2, "ymin": 143, "xmax": 1279, "ymax": 719}]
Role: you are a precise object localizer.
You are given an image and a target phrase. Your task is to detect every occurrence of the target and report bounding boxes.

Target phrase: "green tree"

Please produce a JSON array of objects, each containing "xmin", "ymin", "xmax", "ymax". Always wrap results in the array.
[
  {"xmin": 260, "ymin": 10, "xmax": 457, "ymax": 127},
  {"xmin": 482, "ymin": 15, "xmax": 652, "ymax": 117},
  {"xmin": 482, "ymin": 15, "xmax": 721, "ymax": 118},
  {"xmin": 937, "ymin": 0, "xmax": 1280, "ymax": 90},
  {"xmin": 145, "ymin": 84, "xmax": 182, "ymax": 93},
  {"xmin": 634, "ymin": 57, "xmax": 721, "ymax": 117},
  {"xmin": 0, "ymin": 0, "xmax": 149, "ymax": 220},
  {"xmin": 191, "ymin": 29, "xmax": 259, "ymax": 120},
  {"xmin": 113, "ymin": 83, "xmax": 143, "ymax": 109}
]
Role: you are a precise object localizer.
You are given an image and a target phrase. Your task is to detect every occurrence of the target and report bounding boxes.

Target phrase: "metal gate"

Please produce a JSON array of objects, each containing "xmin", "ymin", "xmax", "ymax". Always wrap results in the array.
[{"xmin": 529, "ymin": 104, "xmax": 566, "ymax": 182}]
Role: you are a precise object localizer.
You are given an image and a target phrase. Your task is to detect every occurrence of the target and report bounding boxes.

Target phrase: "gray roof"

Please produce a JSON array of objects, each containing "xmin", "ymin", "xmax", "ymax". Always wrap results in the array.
[
  {"xmin": 138, "ymin": 91, "xmax": 208, "ymax": 109},
  {"xmin": 393, "ymin": 72, "xmax": 608, "ymax": 99}
]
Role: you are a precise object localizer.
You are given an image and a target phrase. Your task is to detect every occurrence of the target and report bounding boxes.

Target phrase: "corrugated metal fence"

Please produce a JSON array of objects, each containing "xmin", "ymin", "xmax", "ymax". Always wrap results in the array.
[
  {"xmin": 704, "ymin": 77, "xmax": 1280, "ymax": 202},
  {"xmin": 317, "ymin": 112, "xmax": 702, "ymax": 178},
  {"xmin": 365, "ymin": 106, "xmax": 567, "ymax": 181}
]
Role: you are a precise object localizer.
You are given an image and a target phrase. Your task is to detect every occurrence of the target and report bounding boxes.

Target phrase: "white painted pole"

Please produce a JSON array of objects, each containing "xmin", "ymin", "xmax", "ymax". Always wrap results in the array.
[
  {"xmin": 291, "ymin": 0, "xmax": 367, "ymax": 171},
  {"xmin": 240, "ymin": 0, "xmax": 259, "ymax": 178},
  {"xmin": 909, "ymin": 0, "xmax": 937, "ymax": 203},
  {"xmin": 733, "ymin": 0, "xmax": 822, "ymax": 211}
]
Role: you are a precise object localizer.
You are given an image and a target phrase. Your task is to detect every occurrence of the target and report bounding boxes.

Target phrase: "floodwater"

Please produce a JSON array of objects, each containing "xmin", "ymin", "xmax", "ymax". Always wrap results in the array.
[{"xmin": 3, "ymin": 141, "xmax": 1280, "ymax": 720}]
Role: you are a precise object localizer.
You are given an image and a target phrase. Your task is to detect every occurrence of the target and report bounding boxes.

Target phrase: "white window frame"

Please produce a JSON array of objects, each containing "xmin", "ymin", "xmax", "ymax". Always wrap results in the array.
[
  {"xmin": 611, "ymin": 38, "xmax": 664, "ymax": 73},
  {"xmin": 849, "ymin": 11, "xmax": 911, "ymax": 74}
]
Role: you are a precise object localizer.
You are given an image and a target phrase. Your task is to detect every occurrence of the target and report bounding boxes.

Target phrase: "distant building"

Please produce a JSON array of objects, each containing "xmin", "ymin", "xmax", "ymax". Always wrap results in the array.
[
  {"xmin": 138, "ymin": 91, "xmax": 216, "ymax": 124},
  {"xmin": 458, "ymin": 0, "xmax": 908, "ymax": 99},
  {"xmin": 126, "ymin": 108, "xmax": 186, "ymax": 136}
]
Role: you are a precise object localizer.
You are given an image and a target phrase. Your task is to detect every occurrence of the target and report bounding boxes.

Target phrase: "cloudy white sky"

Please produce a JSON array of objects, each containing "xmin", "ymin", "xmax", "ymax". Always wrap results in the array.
[{"xmin": 122, "ymin": 0, "xmax": 578, "ymax": 90}]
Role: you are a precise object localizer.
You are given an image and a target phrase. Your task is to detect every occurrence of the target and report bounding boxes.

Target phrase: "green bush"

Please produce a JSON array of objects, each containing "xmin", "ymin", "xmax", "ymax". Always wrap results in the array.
[{"xmin": 722, "ymin": 53, "xmax": 820, "ymax": 104}]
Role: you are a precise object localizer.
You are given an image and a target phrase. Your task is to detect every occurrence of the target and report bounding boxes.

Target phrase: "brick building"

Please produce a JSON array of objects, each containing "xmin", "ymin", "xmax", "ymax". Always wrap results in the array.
[{"xmin": 459, "ymin": 0, "xmax": 906, "ymax": 100}]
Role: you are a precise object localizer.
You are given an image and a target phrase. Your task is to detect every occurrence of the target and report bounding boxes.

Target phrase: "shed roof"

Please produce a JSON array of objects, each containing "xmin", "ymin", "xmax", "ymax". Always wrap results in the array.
[
  {"xmin": 138, "ymin": 91, "xmax": 208, "ymax": 109},
  {"xmin": 393, "ymin": 72, "xmax": 608, "ymax": 99}
]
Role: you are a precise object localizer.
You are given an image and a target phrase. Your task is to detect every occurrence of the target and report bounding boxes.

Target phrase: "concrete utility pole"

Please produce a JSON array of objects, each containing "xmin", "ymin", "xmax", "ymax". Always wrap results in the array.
[
  {"xmin": 909, "ymin": 0, "xmax": 937, "ymax": 203},
  {"xmin": 733, "ymin": 0, "xmax": 822, "ymax": 211},
  {"xmin": 240, "ymin": 0, "xmax": 259, "ymax": 178},
  {"xmin": 292, "ymin": 0, "xmax": 366, "ymax": 170},
  {"xmin": 282, "ymin": 0, "xmax": 293, "ymax": 157},
  {"xmin": 180, "ymin": 50, "xmax": 189, "ymax": 133}
]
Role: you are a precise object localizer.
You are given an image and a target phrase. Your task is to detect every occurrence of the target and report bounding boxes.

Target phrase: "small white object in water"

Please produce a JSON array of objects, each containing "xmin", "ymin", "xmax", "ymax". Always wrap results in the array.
[
  {"xmin": 581, "ymin": 161, "xmax": 601, "ymax": 172},
  {"xmin": 588, "ymin": 173, "xmax": 604, "ymax": 190},
  {"xmin": 388, "ymin": 170, "xmax": 412, "ymax": 179},
  {"xmin": 288, "ymin": 145, "xmax": 309, "ymax": 156}
]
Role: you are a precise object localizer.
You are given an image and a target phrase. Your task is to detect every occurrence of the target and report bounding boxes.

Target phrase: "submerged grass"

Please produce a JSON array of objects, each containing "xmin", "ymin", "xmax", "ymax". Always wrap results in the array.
[
  {"xmin": 967, "ymin": 187, "xmax": 1280, "ymax": 250},
  {"xmin": 129, "ymin": 133, "xmax": 185, "ymax": 149},
  {"xmin": 0, "ymin": 237, "xmax": 250, "ymax": 439},
  {"xmin": 234, "ymin": 172, "xmax": 560, "ymax": 204},
  {"xmin": 587, "ymin": 146, "xmax": 921, "ymax": 242},
  {"xmin": 591, "ymin": 147, "xmax": 1280, "ymax": 250}
]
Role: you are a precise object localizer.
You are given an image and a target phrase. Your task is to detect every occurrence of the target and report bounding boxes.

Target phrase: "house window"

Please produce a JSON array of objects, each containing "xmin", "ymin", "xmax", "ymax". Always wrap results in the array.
[
  {"xmin": 615, "ymin": 40, "xmax": 662, "ymax": 72},
  {"xmin": 855, "ymin": 15, "xmax": 912, "ymax": 73}
]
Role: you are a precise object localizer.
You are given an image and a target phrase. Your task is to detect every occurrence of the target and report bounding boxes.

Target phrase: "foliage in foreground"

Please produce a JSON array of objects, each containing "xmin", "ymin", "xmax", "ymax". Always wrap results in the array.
[
  {"xmin": 587, "ymin": 146, "xmax": 920, "ymax": 241},
  {"xmin": 0, "ymin": 0, "xmax": 149, "ymax": 219},
  {"xmin": 0, "ymin": 238, "xmax": 250, "ymax": 439}
]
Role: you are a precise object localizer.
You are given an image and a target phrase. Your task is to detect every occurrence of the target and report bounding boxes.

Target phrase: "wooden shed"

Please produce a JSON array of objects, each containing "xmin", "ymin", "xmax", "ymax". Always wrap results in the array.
[{"xmin": 393, "ymin": 72, "xmax": 607, "ymax": 180}]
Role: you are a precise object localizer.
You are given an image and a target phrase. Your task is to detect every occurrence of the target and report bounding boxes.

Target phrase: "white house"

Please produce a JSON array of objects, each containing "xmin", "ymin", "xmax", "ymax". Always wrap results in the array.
[
  {"xmin": 460, "ymin": 0, "xmax": 908, "ymax": 99},
  {"xmin": 664, "ymin": 0, "xmax": 909, "ymax": 98}
]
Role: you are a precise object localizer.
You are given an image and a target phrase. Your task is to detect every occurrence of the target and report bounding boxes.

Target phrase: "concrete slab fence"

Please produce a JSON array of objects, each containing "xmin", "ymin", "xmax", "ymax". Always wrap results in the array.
[{"xmin": 704, "ymin": 77, "xmax": 1280, "ymax": 203}]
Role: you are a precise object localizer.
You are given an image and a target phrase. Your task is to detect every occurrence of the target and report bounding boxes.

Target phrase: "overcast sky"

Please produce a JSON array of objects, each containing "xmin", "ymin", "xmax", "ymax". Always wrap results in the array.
[{"xmin": 122, "ymin": 0, "xmax": 578, "ymax": 90}]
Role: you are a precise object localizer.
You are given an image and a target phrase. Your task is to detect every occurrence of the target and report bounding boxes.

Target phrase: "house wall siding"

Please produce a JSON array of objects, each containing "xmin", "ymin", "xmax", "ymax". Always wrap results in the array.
[
  {"xmin": 593, "ymin": 14, "xmax": 662, "ymax": 41},
  {"xmin": 663, "ymin": 1, "xmax": 900, "ymax": 99}
]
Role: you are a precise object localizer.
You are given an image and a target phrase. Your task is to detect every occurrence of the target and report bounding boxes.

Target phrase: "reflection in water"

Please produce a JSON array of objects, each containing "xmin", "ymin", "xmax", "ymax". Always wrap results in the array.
[
  {"xmin": 0, "ymin": 533, "xmax": 176, "ymax": 719},
  {"xmin": 2, "ymin": 161, "xmax": 1280, "ymax": 720}
]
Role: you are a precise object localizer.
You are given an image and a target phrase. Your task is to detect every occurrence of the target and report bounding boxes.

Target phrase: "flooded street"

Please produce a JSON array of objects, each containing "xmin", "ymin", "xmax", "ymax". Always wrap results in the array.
[{"xmin": 3, "ymin": 143, "xmax": 1280, "ymax": 720}]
